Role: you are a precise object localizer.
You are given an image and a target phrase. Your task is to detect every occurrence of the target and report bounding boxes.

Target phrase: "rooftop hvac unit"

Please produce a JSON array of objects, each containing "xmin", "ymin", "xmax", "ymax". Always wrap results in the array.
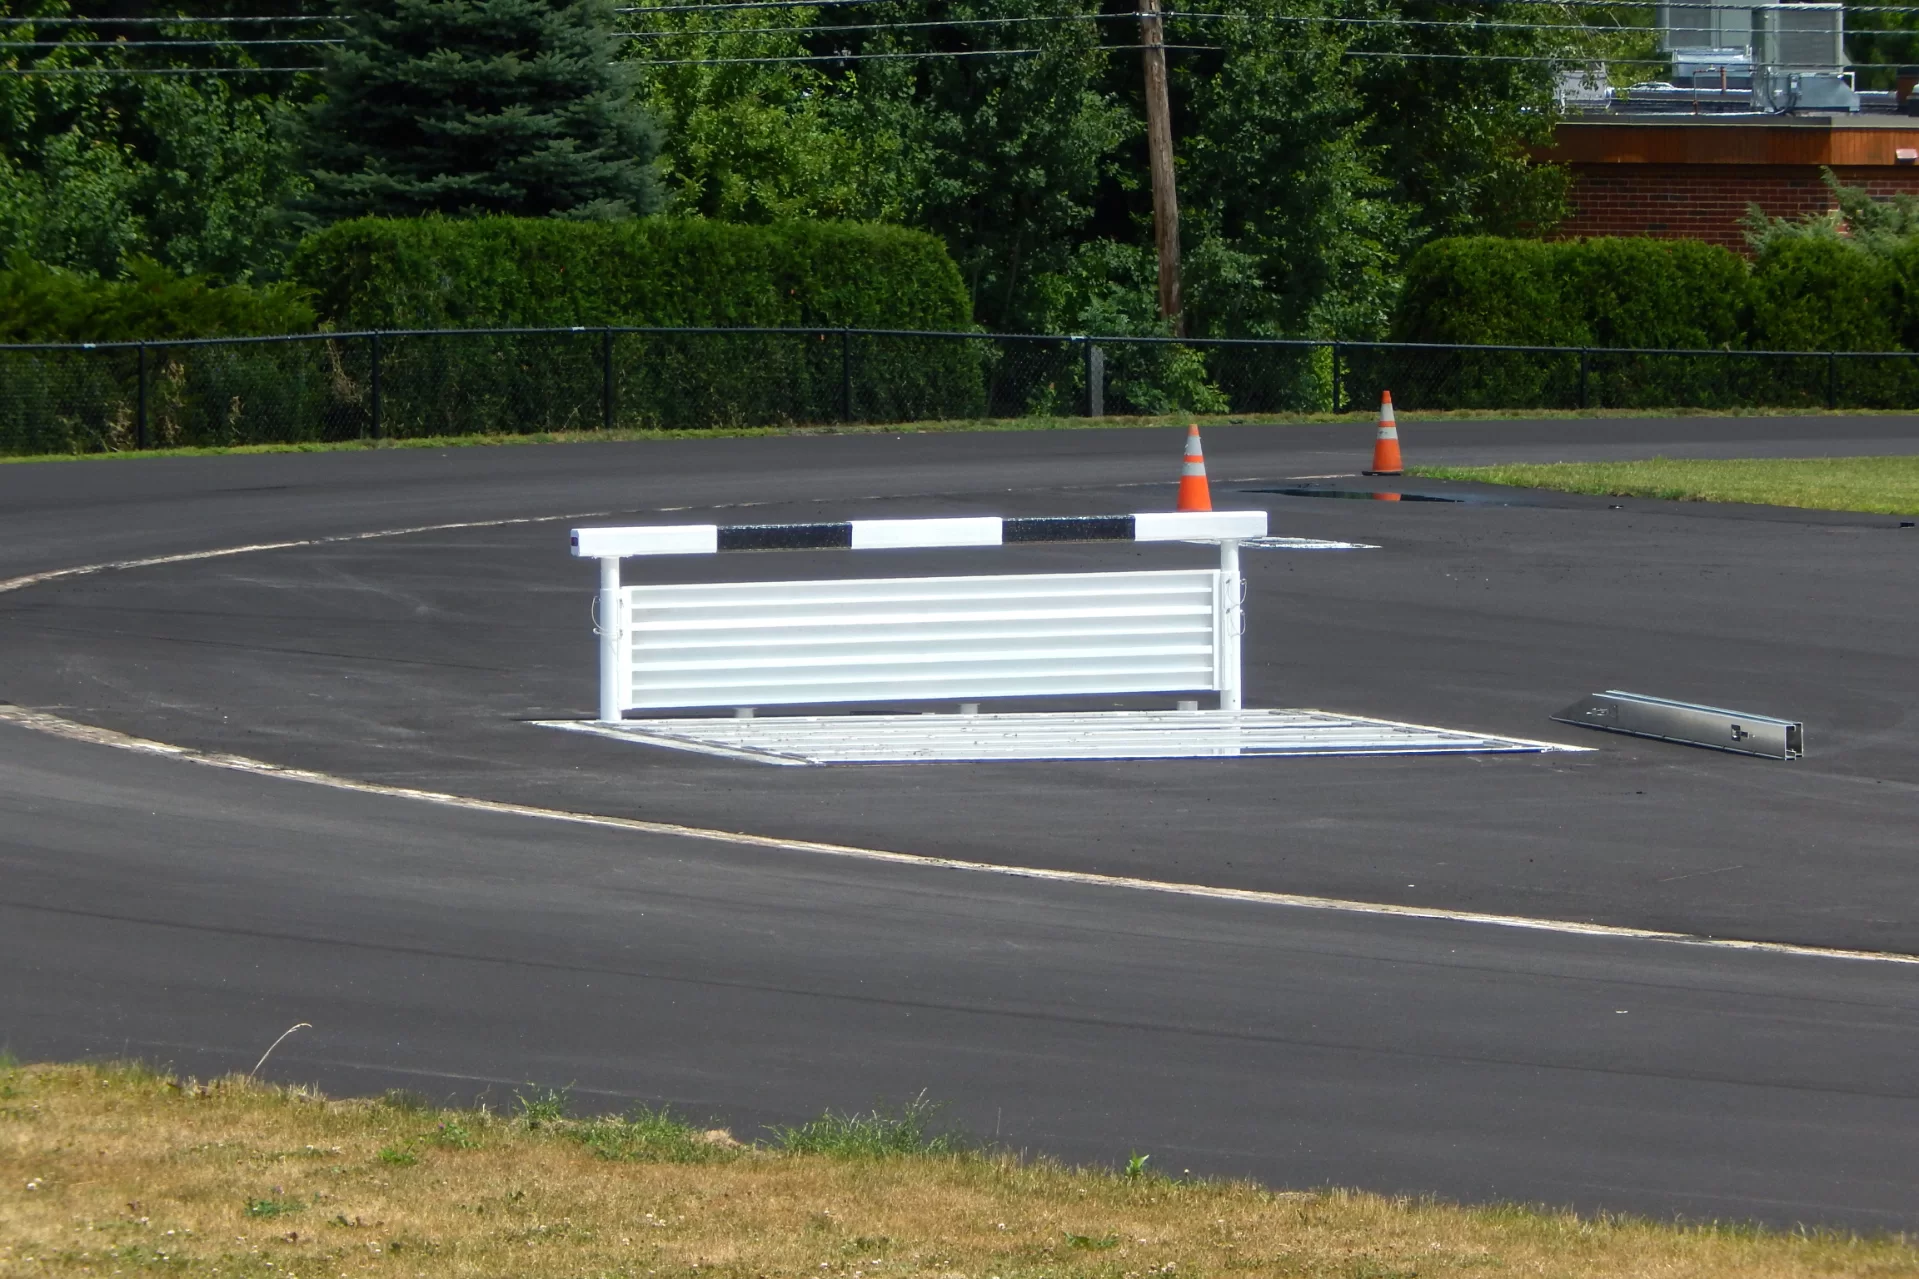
[
  {"xmin": 1554, "ymin": 65, "xmax": 1612, "ymax": 108},
  {"xmin": 1658, "ymin": 0, "xmax": 1761, "ymax": 52},
  {"xmin": 1753, "ymin": 3, "xmax": 1855, "ymax": 111},
  {"xmin": 1756, "ymin": 2, "xmax": 1845, "ymax": 71},
  {"xmin": 1670, "ymin": 47, "xmax": 1755, "ymax": 88}
]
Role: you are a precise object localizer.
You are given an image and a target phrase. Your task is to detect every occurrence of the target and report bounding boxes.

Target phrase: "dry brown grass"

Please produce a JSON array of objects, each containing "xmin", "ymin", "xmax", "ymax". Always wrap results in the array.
[{"xmin": 2, "ymin": 1061, "xmax": 1913, "ymax": 1279}]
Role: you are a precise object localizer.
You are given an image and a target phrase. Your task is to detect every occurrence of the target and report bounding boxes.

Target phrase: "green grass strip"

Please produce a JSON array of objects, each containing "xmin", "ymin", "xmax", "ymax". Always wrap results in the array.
[
  {"xmin": 1412, "ymin": 455, "xmax": 1919, "ymax": 516},
  {"xmin": 4, "ymin": 405, "xmax": 1913, "ymax": 466}
]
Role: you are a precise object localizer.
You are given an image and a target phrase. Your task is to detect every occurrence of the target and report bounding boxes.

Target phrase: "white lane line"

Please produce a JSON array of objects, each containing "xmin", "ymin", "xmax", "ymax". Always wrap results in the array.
[
  {"xmin": 2, "ymin": 702, "xmax": 1913, "ymax": 969},
  {"xmin": 0, "ymin": 510, "xmax": 625, "ymax": 597}
]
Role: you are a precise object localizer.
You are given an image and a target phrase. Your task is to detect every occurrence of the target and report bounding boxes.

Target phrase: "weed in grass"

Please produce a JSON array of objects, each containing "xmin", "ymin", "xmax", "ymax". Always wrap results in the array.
[
  {"xmin": 773, "ymin": 1091, "xmax": 964, "ymax": 1158},
  {"xmin": 243, "ymin": 1197, "xmax": 299, "ymax": 1218},
  {"xmin": 378, "ymin": 1088, "xmax": 434, "ymax": 1113},
  {"xmin": 515, "ymin": 1084, "xmax": 571, "ymax": 1128},
  {"xmin": 571, "ymin": 1103, "xmax": 735, "ymax": 1164},
  {"xmin": 376, "ymin": 1145, "xmax": 417, "ymax": 1167},
  {"xmin": 1124, "ymin": 1152, "xmax": 1151, "ymax": 1181},
  {"xmin": 1065, "ymin": 1231, "xmax": 1121, "ymax": 1250},
  {"xmin": 427, "ymin": 1119, "xmax": 476, "ymax": 1150}
]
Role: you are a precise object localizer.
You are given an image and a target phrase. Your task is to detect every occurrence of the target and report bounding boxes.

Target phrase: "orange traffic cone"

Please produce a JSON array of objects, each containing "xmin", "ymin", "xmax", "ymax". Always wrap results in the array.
[
  {"xmin": 1365, "ymin": 391, "xmax": 1403, "ymax": 476},
  {"xmin": 1176, "ymin": 423, "xmax": 1212, "ymax": 511}
]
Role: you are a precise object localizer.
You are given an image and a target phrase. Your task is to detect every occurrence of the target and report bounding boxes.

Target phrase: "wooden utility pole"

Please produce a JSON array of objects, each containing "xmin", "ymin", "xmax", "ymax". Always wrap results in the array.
[{"xmin": 1138, "ymin": 0, "xmax": 1182, "ymax": 334}]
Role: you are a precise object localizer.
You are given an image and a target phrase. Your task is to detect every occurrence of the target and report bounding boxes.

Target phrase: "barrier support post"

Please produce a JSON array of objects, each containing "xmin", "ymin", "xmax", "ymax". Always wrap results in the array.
[
  {"xmin": 598, "ymin": 556, "xmax": 624, "ymax": 724},
  {"xmin": 1218, "ymin": 538, "xmax": 1242, "ymax": 712}
]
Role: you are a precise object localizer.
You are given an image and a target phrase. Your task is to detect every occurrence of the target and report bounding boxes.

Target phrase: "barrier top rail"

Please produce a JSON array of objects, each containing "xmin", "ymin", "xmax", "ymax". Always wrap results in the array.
[{"xmin": 571, "ymin": 510, "xmax": 1268, "ymax": 558}]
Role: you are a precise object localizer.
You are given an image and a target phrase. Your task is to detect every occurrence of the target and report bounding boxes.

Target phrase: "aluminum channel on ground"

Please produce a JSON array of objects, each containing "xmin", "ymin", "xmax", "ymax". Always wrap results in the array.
[
  {"xmin": 1553, "ymin": 689, "xmax": 1803, "ymax": 759},
  {"xmin": 538, "ymin": 709, "xmax": 1585, "ymax": 766}
]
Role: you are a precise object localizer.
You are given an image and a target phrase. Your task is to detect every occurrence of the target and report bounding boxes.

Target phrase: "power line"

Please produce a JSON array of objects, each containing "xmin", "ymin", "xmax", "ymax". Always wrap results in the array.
[
  {"xmin": 615, "ymin": 7, "xmax": 1919, "ymax": 49},
  {"xmin": 1335, "ymin": 46, "xmax": 1915, "ymax": 63},
  {"xmin": 1172, "ymin": 8, "xmax": 1637, "ymax": 29},
  {"xmin": 0, "ymin": 64, "xmax": 321, "ymax": 74},
  {"xmin": 619, "ymin": 0, "xmax": 1919, "ymax": 13},
  {"xmin": 618, "ymin": 1, "xmax": 901, "ymax": 12},
  {"xmin": 621, "ymin": 42, "xmax": 1919, "ymax": 67},
  {"xmin": 618, "ymin": 12, "xmax": 1649, "ymax": 38},
  {"xmin": 619, "ymin": 13, "xmax": 1136, "ymax": 38},
  {"xmin": 0, "ymin": 37, "xmax": 343, "ymax": 48},
  {"xmin": 626, "ymin": 42, "xmax": 1216, "ymax": 64},
  {"xmin": 0, "ymin": 14, "xmax": 342, "ymax": 24}
]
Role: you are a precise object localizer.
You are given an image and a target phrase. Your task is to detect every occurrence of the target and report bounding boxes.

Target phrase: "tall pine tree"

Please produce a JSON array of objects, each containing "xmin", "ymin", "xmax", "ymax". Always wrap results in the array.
[{"xmin": 301, "ymin": 0, "xmax": 661, "ymax": 223}]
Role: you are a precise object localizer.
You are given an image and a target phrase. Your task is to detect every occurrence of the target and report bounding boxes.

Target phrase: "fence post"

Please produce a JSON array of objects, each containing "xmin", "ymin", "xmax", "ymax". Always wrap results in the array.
[
  {"xmin": 840, "ymin": 327, "xmax": 853, "ymax": 423},
  {"xmin": 1827, "ymin": 350, "xmax": 1838, "ymax": 410},
  {"xmin": 369, "ymin": 332, "xmax": 383, "ymax": 441},
  {"xmin": 602, "ymin": 326, "xmax": 616, "ymax": 431},
  {"xmin": 135, "ymin": 341, "xmax": 148, "ymax": 450},
  {"xmin": 1579, "ymin": 347, "xmax": 1590, "ymax": 411},
  {"xmin": 1083, "ymin": 338, "xmax": 1106, "ymax": 418}
]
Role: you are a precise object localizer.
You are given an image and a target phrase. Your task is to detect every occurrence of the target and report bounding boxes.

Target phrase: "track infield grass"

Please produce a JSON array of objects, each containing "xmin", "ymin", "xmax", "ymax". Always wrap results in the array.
[
  {"xmin": 2, "ymin": 1062, "xmax": 1914, "ymax": 1279},
  {"xmin": 1412, "ymin": 455, "xmax": 1919, "ymax": 516}
]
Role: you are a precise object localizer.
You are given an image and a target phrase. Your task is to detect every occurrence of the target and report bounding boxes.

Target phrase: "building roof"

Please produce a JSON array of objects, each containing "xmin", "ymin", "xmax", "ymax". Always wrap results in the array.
[{"xmin": 1548, "ymin": 116, "xmax": 1919, "ymax": 166}]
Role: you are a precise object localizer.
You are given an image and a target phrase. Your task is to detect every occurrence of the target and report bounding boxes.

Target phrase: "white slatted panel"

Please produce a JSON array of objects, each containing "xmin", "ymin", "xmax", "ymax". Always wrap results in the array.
[{"xmin": 622, "ymin": 570, "xmax": 1221, "ymax": 710}]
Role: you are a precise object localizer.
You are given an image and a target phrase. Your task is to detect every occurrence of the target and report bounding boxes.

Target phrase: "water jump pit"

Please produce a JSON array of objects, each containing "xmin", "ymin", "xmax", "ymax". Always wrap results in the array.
[
  {"xmin": 538, "ymin": 708, "xmax": 1584, "ymax": 766},
  {"xmin": 555, "ymin": 510, "xmax": 1584, "ymax": 765}
]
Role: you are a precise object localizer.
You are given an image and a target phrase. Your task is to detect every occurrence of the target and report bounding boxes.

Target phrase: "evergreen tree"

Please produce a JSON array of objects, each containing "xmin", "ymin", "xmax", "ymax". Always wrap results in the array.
[{"xmin": 301, "ymin": 0, "xmax": 662, "ymax": 224}]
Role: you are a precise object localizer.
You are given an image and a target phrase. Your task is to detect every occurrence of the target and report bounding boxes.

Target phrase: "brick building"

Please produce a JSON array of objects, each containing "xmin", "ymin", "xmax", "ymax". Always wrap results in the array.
[{"xmin": 1542, "ymin": 116, "xmax": 1919, "ymax": 251}]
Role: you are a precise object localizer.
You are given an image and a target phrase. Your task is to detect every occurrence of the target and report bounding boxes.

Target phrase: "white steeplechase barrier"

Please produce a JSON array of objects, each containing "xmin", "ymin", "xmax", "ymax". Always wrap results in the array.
[
  {"xmin": 553, "ymin": 510, "xmax": 1584, "ymax": 764},
  {"xmin": 571, "ymin": 511, "xmax": 1264, "ymax": 723}
]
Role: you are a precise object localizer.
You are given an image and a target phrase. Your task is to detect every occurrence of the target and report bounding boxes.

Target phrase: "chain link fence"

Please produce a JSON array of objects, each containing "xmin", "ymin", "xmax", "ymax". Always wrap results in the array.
[{"xmin": 2, "ymin": 326, "xmax": 1913, "ymax": 455}]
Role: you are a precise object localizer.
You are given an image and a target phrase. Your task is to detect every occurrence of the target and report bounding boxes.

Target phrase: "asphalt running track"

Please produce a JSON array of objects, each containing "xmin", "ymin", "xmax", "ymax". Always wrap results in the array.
[{"xmin": 2, "ymin": 415, "xmax": 1917, "ymax": 1230}]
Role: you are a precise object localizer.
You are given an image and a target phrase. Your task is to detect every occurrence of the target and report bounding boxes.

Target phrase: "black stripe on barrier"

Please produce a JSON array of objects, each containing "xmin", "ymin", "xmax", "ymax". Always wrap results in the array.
[
  {"xmin": 717, "ymin": 522, "xmax": 854, "ymax": 552},
  {"xmin": 1003, "ymin": 515, "xmax": 1135, "ymax": 544},
  {"xmin": 691, "ymin": 514, "xmax": 1187, "ymax": 552}
]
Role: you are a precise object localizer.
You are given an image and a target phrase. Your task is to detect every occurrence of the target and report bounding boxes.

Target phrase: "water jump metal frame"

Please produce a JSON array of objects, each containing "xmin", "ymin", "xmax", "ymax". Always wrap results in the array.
[{"xmin": 571, "ymin": 510, "xmax": 1266, "ymax": 723}]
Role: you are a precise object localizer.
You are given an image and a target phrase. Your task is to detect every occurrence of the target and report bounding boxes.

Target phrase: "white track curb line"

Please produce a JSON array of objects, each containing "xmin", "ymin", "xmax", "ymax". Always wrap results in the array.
[
  {"xmin": 1, "ymin": 702, "xmax": 1913, "ymax": 969},
  {"xmin": 0, "ymin": 510, "xmax": 627, "ymax": 597}
]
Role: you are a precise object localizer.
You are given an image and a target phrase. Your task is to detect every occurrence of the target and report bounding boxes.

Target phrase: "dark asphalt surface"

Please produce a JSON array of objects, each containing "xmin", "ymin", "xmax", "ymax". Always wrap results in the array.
[{"xmin": 4, "ymin": 415, "xmax": 1918, "ymax": 1230}]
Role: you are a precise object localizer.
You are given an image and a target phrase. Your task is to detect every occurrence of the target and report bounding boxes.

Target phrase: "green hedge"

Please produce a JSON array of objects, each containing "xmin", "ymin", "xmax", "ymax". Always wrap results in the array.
[
  {"xmin": 1390, "ymin": 237, "xmax": 1581, "ymax": 348},
  {"xmin": 283, "ymin": 217, "xmax": 984, "ymax": 434},
  {"xmin": 289, "ymin": 216, "xmax": 974, "ymax": 331},
  {"xmin": 1387, "ymin": 233, "xmax": 1919, "ymax": 408},
  {"xmin": 0, "ymin": 257, "xmax": 314, "ymax": 344},
  {"xmin": 1747, "ymin": 237, "xmax": 1900, "ymax": 353},
  {"xmin": 1564, "ymin": 238, "xmax": 1748, "ymax": 350},
  {"xmin": 1391, "ymin": 236, "xmax": 1747, "ymax": 350}
]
